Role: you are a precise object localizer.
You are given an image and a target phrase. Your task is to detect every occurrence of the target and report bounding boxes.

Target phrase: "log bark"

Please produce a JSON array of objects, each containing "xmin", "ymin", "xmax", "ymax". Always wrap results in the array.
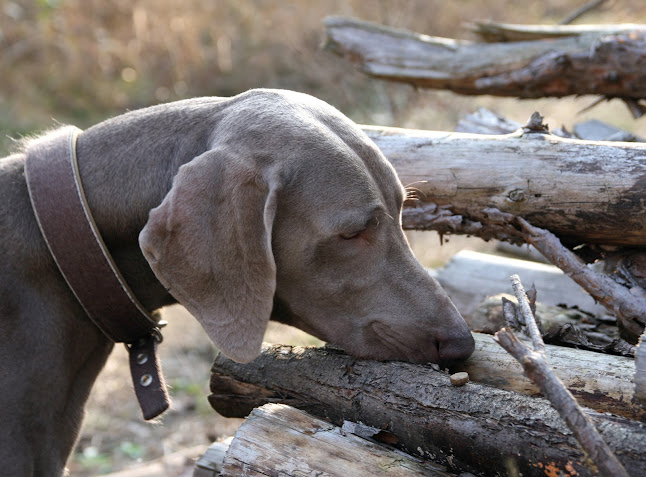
[
  {"xmin": 324, "ymin": 16, "xmax": 646, "ymax": 99},
  {"xmin": 209, "ymin": 344, "xmax": 646, "ymax": 477},
  {"xmin": 359, "ymin": 125, "xmax": 646, "ymax": 246},
  {"xmin": 219, "ymin": 404, "xmax": 453, "ymax": 477}
]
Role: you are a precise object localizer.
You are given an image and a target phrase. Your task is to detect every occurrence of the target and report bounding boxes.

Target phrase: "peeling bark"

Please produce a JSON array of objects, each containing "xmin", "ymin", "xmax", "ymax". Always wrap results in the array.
[{"xmin": 220, "ymin": 404, "xmax": 452, "ymax": 477}]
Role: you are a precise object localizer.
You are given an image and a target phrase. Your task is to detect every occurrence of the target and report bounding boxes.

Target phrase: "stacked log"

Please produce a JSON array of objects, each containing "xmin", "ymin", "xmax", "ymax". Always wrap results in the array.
[{"xmin": 208, "ymin": 343, "xmax": 646, "ymax": 477}]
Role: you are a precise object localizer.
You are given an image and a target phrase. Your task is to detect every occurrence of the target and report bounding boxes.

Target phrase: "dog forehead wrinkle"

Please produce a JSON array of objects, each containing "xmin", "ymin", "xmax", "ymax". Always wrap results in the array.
[{"xmin": 328, "ymin": 204, "xmax": 385, "ymax": 232}]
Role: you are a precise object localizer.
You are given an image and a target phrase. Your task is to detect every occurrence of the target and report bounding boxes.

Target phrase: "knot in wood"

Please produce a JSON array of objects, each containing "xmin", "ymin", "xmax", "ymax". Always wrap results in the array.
[
  {"xmin": 605, "ymin": 70, "xmax": 619, "ymax": 83},
  {"xmin": 507, "ymin": 189, "xmax": 526, "ymax": 202}
]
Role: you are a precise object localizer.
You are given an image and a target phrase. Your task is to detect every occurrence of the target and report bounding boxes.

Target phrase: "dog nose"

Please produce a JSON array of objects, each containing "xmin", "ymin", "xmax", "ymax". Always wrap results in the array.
[{"xmin": 438, "ymin": 333, "xmax": 475, "ymax": 366}]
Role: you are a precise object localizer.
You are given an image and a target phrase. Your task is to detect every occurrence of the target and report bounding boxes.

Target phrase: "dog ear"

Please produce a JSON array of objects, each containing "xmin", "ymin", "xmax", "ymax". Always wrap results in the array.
[{"xmin": 139, "ymin": 149, "xmax": 278, "ymax": 363}]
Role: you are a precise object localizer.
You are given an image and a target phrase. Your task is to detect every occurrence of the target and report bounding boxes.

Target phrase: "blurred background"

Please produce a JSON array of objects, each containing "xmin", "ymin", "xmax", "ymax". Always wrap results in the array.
[{"xmin": 2, "ymin": 1, "xmax": 644, "ymax": 475}]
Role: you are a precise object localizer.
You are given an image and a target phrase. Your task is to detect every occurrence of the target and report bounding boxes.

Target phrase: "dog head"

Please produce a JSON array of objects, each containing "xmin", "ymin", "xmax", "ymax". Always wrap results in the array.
[{"xmin": 139, "ymin": 89, "xmax": 474, "ymax": 365}]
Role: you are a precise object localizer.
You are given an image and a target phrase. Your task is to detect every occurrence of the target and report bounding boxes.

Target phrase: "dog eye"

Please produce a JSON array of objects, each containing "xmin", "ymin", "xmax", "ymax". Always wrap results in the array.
[{"xmin": 339, "ymin": 230, "xmax": 364, "ymax": 240}]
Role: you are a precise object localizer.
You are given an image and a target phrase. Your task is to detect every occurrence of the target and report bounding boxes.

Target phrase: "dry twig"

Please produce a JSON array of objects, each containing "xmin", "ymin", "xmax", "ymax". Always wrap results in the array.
[
  {"xmin": 559, "ymin": 0, "xmax": 609, "ymax": 25},
  {"xmin": 636, "ymin": 331, "xmax": 646, "ymax": 406},
  {"xmin": 495, "ymin": 275, "xmax": 630, "ymax": 477},
  {"xmin": 516, "ymin": 216, "xmax": 646, "ymax": 343}
]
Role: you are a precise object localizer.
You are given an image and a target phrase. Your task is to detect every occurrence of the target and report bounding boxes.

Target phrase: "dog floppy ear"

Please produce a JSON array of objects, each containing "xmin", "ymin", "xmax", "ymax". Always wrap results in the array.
[{"xmin": 139, "ymin": 149, "xmax": 278, "ymax": 363}]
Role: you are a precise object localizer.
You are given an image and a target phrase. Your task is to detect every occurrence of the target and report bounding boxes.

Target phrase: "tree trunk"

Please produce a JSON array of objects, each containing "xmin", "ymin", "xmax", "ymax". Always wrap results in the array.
[
  {"xmin": 209, "ymin": 344, "xmax": 646, "ymax": 477},
  {"xmin": 219, "ymin": 404, "xmax": 453, "ymax": 477},
  {"xmin": 324, "ymin": 16, "xmax": 646, "ymax": 99},
  {"xmin": 358, "ymin": 125, "xmax": 646, "ymax": 247}
]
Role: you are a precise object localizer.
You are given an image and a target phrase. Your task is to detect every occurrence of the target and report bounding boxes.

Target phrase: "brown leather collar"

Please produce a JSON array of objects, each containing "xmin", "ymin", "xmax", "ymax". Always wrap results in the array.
[{"xmin": 25, "ymin": 126, "xmax": 170, "ymax": 420}]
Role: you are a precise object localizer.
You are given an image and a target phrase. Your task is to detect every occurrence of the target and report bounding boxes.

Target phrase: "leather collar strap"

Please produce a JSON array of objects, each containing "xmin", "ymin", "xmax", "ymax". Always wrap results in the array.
[{"xmin": 25, "ymin": 126, "xmax": 170, "ymax": 420}]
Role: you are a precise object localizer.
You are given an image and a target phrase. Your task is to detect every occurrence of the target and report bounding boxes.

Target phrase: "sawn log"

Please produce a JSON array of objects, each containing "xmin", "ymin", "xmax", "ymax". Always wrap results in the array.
[{"xmin": 209, "ymin": 344, "xmax": 646, "ymax": 477}]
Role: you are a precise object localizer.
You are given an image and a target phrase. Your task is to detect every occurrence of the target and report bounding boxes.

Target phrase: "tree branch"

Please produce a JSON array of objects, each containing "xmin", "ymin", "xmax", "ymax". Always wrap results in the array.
[
  {"xmin": 495, "ymin": 275, "xmax": 630, "ymax": 477},
  {"xmin": 515, "ymin": 216, "xmax": 646, "ymax": 343},
  {"xmin": 559, "ymin": 0, "xmax": 610, "ymax": 26}
]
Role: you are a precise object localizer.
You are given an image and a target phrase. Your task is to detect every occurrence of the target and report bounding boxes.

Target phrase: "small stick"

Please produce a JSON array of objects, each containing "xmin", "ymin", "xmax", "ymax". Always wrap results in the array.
[
  {"xmin": 516, "ymin": 216, "xmax": 646, "ymax": 342},
  {"xmin": 495, "ymin": 275, "xmax": 630, "ymax": 477},
  {"xmin": 636, "ymin": 331, "xmax": 646, "ymax": 406},
  {"xmin": 559, "ymin": 0, "xmax": 608, "ymax": 25},
  {"xmin": 509, "ymin": 276, "xmax": 544, "ymax": 354}
]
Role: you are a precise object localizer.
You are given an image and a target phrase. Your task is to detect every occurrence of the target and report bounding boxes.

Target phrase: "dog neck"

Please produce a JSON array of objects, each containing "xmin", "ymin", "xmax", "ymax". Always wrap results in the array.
[{"xmin": 74, "ymin": 98, "xmax": 228, "ymax": 311}]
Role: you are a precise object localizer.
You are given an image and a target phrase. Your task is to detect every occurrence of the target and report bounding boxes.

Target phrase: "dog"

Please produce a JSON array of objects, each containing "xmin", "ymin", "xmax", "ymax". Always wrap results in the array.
[{"xmin": 0, "ymin": 89, "xmax": 474, "ymax": 475}]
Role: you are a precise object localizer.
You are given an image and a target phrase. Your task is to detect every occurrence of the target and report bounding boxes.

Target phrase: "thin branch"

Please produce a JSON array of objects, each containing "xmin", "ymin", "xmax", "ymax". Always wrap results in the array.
[
  {"xmin": 559, "ymin": 0, "xmax": 609, "ymax": 25},
  {"xmin": 496, "ymin": 276, "xmax": 630, "ymax": 477},
  {"xmin": 636, "ymin": 331, "xmax": 646, "ymax": 406},
  {"xmin": 516, "ymin": 216, "xmax": 646, "ymax": 343},
  {"xmin": 622, "ymin": 98, "xmax": 646, "ymax": 119},
  {"xmin": 509, "ymin": 275, "xmax": 544, "ymax": 354}
]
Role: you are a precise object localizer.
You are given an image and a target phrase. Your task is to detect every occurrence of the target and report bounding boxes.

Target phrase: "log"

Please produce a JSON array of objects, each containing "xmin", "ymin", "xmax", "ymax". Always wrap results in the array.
[
  {"xmin": 460, "ymin": 333, "xmax": 646, "ymax": 422},
  {"xmin": 359, "ymin": 124, "xmax": 646, "ymax": 246},
  {"xmin": 469, "ymin": 21, "xmax": 646, "ymax": 42},
  {"xmin": 209, "ymin": 344, "xmax": 646, "ymax": 477},
  {"xmin": 219, "ymin": 404, "xmax": 453, "ymax": 476},
  {"xmin": 434, "ymin": 250, "xmax": 609, "ymax": 319},
  {"xmin": 455, "ymin": 108, "xmax": 525, "ymax": 136},
  {"xmin": 324, "ymin": 16, "xmax": 646, "ymax": 100},
  {"xmin": 194, "ymin": 438, "xmax": 232, "ymax": 477},
  {"xmin": 213, "ymin": 330, "xmax": 643, "ymax": 422},
  {"xmin": 460, "ymin": 334, "xmax": 641, "ymax": 420}
]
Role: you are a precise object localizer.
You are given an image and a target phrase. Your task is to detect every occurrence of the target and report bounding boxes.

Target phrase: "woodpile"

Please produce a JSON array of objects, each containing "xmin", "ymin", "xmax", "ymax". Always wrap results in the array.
[
  {"xmin": 199, "ymin": 12, "xmax": 646, "ymax": 477},
  {"xmin": 208, "ymin": 340, "xmax": 645, "ymax": 477}
]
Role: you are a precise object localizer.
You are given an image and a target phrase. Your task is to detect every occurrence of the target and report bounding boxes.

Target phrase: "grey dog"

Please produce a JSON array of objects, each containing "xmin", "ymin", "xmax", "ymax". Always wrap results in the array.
[{"xmin": 0, "ymin": 89, "xmax": 474, "ymax": 475}]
